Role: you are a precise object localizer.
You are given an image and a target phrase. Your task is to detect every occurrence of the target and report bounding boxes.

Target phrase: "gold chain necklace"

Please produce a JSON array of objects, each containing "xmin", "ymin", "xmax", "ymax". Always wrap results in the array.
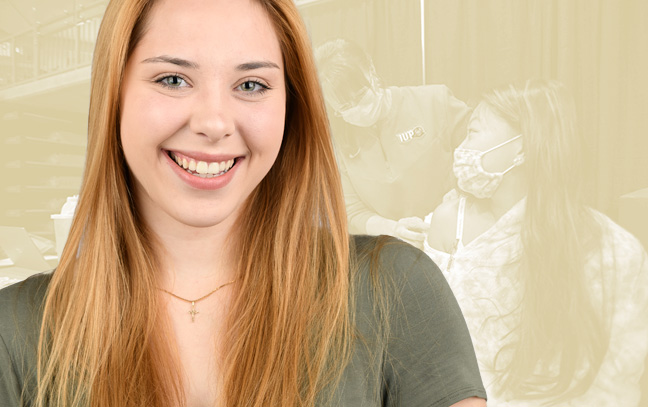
[{"xmin": 159, "ymin": 280, "xmax": 235, "ymax": 322}]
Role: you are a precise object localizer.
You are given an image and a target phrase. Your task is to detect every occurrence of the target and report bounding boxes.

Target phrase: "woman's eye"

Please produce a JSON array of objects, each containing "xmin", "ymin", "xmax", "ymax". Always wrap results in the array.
[
  {"xmin": 156, "ymin": 75, "xmax": 189, "ymax": 89},
  {"xmin": 238, "ymin": 80, "xmax": 269, "ymax": 94}
]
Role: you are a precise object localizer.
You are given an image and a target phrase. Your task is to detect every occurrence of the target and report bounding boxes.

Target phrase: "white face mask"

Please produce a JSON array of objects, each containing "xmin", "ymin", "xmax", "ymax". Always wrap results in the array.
[
  {"xmin": 339, "ymin": 87, "xmax": 391, "ymax": 127},
  {"xmin": 453, "ymin": 134, "xmax": 525, "ymax": 199}
]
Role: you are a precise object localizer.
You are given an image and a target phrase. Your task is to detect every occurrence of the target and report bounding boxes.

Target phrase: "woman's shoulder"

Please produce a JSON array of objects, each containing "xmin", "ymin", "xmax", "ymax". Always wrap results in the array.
[
  {"xmin": 351, "ymin": 234, "xmax": 439, "ymax": 272},
  {"xmin": 0, "ymin": 273, "xmax": 50, "ymax": 405},
  {"xmin": 0, "ymin": 272, "xmax": 52, "ymax": 340},
  {"xmin": 348, "ymin": 235, "xmax": 487, "ymax": 405},
  {"xmin": 430, "ymin": 197, "xmax": 462, "ymax": 222},
  {"xmin": 350, "ymin": 234, "xmax": 452, "ymax": 304},
  {"xmin": 0, "ymin": 272, "xmax": 52, "ymax": 305},
  {"xmin": 426, "ymin": 197, "xmax": 461, "ymax": 252}
]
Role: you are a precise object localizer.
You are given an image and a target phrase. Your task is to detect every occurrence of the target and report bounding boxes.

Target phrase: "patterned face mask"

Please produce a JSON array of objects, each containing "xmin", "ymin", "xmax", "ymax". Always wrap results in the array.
[{"xmin": 452, "ymin": 134, "xmax": 525, "ymax": 199}]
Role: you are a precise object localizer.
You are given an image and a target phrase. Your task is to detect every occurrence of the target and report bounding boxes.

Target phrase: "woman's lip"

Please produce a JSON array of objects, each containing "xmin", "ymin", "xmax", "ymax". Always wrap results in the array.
[
  {"xmin": 164, "ymin": 149, "xmax": 242, "ymax": 163},
  {"xmin": 163, "ymin": 150, "xmax": 242, "ymax": 190}
]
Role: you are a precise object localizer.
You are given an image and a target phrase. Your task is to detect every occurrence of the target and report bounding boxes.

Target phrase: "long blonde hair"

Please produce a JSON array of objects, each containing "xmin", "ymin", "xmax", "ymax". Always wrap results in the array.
[{"xmin": 36, "ymin": 0, "xmax": 351, "ymax": 405}]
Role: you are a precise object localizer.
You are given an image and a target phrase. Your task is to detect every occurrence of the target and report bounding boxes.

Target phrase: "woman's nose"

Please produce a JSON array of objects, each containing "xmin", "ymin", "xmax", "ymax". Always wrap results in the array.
[{"xmin": 189, "ymin": 88, "xmax": 235, "ymax": 142}]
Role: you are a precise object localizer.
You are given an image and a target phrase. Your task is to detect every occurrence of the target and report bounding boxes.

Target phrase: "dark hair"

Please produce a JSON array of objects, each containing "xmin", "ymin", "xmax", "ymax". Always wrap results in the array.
[
  {"xmin": 314, "ymin": 38, "xmax": 382, "ymax": 100},
  {"xmin": 484, "ymin": 80, "xmax": 609, "ymax": 400},
  {"xmin": 486, "ymin": 79, "xmax": 607, "ymax": 401}
]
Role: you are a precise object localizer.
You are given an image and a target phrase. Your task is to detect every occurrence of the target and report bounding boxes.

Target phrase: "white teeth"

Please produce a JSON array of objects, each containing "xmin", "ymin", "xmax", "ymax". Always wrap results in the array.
[
  {"xmin": 170, "ymin": 152, "xmax": 236, "ymax": 177},
  {"xmin": 207, "ymin": 159, "xmax": 234, "ymax": 174},
  {"xmin": 195, "ymin": 161, "xmax": 208, "ymax": 174}
]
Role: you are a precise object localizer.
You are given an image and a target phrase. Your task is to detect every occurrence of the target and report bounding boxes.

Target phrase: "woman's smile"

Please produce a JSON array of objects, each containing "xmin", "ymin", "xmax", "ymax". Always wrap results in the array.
[
  {"xmin": 168, "ymin": 151, "xmax": 237, "ymax": 178},
  {"xmin": 119, "ymin": 0, "xmax": 286, "ymax": 230},
  {"xmin": 163, "ymin": 149, "xmax": 244, "ymax": 190}
]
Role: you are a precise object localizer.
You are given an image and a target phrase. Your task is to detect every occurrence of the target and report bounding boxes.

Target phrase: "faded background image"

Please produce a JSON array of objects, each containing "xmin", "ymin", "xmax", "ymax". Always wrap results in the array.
[
  {"xmin": 2, "ymin": 0, "xmax": 645, "ymax": 249},
  {"xmin": 1, "ymin": 0, "xmax": 647, "ymax": 405}
]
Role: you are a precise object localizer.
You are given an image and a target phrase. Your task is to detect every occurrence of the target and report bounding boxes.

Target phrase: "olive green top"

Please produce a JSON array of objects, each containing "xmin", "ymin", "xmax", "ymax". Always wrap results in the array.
[{"xmin": 0, "ymin": 235, "xmax": 486, "ymax": 406}]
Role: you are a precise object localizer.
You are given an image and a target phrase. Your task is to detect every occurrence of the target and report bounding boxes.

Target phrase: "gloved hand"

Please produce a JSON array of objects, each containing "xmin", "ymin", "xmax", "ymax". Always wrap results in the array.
[{"xmin": 366, "ymin": 215, "xmax": 429, "ymax": 249}]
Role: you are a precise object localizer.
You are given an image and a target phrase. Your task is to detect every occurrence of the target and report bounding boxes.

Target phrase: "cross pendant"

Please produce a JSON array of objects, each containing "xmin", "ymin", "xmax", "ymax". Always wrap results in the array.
[{"xmin": 189, "ymin": 301, "xmax": 199, "ymax": 322}]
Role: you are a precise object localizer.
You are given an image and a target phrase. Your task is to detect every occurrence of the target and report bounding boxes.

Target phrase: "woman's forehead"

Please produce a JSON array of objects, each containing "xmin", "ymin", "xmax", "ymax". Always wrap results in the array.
[{"xmin": 133, "ymin": 0, "xmax": 282, "ymax": 68}]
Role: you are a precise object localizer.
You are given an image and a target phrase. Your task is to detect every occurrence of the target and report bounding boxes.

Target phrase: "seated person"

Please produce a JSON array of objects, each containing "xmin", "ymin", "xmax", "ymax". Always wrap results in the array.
[{"xmin": 425, "ymin": 79, "xmax": 648, "ymax": 406}]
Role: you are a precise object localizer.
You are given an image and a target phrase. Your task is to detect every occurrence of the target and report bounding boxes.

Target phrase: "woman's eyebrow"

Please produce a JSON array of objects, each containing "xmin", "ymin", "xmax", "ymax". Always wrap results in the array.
[
  {"xmin": 140, "ymin": 56, "xmax": 279, "ymax": 71},
  {"xmin": 141, "ymin": 55, "xmax": 199, "ymax": 69},
  {"xmin": 236, "ymin": 61, "xmax": 281, "ymax": 71}
]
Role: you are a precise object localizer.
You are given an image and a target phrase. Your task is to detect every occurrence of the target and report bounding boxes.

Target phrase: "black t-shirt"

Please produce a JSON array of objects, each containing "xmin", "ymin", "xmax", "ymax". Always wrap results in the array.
[{"xmin": 0, "ymin": 235, "xmax": 486, "ymax": 406}]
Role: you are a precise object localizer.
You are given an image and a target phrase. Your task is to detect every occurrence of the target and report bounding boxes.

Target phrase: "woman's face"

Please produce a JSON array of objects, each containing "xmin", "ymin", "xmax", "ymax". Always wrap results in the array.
[
  {"xmin": 120, "ymin": 0, "xmax": 286, "ymax": 231},
  {"xmin": 460, "ymin": 102, "xmax": 522, "ymax": 173}
]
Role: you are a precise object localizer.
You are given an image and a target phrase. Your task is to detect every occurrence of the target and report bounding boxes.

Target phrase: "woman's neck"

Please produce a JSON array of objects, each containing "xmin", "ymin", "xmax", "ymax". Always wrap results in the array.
[{"xmin": 151, "ymin": 220, "xmax": 238, "ymax": 297}]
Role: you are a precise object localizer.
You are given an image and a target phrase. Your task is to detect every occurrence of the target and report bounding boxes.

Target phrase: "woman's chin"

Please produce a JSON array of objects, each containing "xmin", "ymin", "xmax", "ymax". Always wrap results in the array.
[{"xmin": 169, "ymin": 207, "xmax": 240, "ymax": 230}]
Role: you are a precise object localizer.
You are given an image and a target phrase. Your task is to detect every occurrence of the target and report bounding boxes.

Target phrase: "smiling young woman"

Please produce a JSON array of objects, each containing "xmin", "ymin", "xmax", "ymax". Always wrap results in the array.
[{"xmin": 0, "ymin": 0, "xmax": 486, "ymax": 406}]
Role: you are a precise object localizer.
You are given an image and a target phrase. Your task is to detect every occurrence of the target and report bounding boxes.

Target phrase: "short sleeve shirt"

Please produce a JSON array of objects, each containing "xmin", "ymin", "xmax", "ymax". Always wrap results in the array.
[{"xmin": 0, "ymin": 235, "xmax": 486, "ymax": 406}]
